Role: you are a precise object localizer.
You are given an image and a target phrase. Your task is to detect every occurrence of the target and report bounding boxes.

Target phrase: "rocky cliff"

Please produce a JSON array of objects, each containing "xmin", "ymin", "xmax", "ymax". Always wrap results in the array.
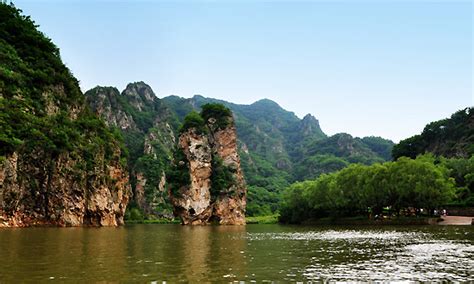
[
  {"xmin": 85, "ymin": 83, "xmax": 177, "ymax": 218},
  {"xmin": 0, "ymin": 148, "xmax": 130, "ymax": 227},
  {"xmin": 211, "ymin": 122, "xmax": 247, "ymax": 225},
  {"xmin": 0, "ymin": 3, "xmax": 130, "ymax": 227},
  {"xmin": 169, "ymin": 105, "xmax": 246, "ymax": 225}
]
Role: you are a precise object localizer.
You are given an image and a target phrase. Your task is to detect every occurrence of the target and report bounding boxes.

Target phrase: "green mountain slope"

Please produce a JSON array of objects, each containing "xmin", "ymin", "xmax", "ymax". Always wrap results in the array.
[
  {"xmin": 162, "ymin": 95, "xmax": 394, "ymax": 215},
  {"xmin": 85, "ymin": 87, "xmax": 393, "ymax": 217},
  {"xmin": 293, "ymin": 134, "xmax": 393, "ymax": 181},
  {"xmin": 393, "ymin": 107, "xmax": 474, "ymax": 159},
  {"xmin": 0, "ymin": 3, "xmax": 129, "ymax": 226},
  {"xmin": 85, "ymin": 83, "xmax": 178, "ymax": 217},
  {"xmin": 84, "ymin": 86, "xmax": 395, "ymax": 217},
  {"xmin": 0, "ymin": 3, "xmax": 124, "ymax": 174},
  {"xmin": 391, "ymin": 108, "xmax": 474, "ymax": 207}
]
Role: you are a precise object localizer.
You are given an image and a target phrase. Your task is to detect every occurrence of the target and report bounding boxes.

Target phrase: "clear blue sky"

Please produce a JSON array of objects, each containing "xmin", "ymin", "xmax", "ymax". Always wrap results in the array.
[{"xmin": 15, "ymin": 0, "xmax": 473, "ymax": 142}]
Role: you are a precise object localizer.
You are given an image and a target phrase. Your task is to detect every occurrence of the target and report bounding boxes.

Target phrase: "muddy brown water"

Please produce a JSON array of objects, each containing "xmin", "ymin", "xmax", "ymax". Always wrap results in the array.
[{"xmin": 0, "ymin": 224, "xmax": 472, "ymax": 282}]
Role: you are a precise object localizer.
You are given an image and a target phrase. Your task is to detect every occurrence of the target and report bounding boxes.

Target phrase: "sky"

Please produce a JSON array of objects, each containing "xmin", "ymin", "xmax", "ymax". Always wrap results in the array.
[{"xmin": 14, "ymin": 0, "xmax": 473, "ymax": 142}]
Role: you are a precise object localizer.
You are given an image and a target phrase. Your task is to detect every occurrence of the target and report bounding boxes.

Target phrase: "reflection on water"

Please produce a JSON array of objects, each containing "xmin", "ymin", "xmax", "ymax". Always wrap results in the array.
[
  {"xmin": 299, "ymin": 230, "xmax": 474, "ymax": 281},
  {"xmin": 248, "ymin": 230, "xmax": 425, "ymax": 241},
  {"xmin": 0, "ymin": 225, "xmax": 472, "ymax": 282}
]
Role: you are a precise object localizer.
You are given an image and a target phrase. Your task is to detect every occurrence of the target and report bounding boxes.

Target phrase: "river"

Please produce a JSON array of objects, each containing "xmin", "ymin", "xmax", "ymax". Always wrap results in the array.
[{"xmin": 0, "ymin": 224, "xmax": 472, "ymax": 282}]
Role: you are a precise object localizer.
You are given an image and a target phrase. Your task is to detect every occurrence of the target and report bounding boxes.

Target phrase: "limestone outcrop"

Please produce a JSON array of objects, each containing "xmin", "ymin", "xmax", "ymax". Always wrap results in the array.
[
  {"xmin": 169, "ymin": 105, "xmax": 246, "ymax": 225},
  {"xmin": 85, "ymin": 83, "xmax": 176, "ymax": 217},
  {"xmin": 0, "ymin": 125, "xmax": 131, "ymax": 228},
  {"xmin": 212, "ymin": 125, "xmax": 247, "ymax": 225}
]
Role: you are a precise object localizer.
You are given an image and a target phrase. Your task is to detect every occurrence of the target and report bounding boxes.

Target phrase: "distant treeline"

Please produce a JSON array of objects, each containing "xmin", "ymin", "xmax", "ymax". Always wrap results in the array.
[{"xmin": 279, "ymin": 155, "xmax": 473, "ymax": 224}]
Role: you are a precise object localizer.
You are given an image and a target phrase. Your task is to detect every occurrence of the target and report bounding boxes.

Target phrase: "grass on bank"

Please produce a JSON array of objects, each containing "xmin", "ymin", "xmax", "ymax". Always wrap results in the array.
[
  {"xmin": 124, "ymin": 214, "xmax": 443, "ymax": 225},
  {"xmin": 245, "ymin": 214, "xmax": 279, "ymax": 224},
  {"xmin": 125, "ymin": 218, "xmax": 181, "ymax": 224},
  {"xmin": 125, "ymin": 215, "xmax": 280, "ymax": 225}
]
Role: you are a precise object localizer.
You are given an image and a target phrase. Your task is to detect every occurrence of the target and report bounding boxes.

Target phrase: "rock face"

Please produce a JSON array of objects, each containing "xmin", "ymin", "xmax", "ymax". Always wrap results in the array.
[
  {"xmin": 85, "ymin": 83, "xmax": 176, "ymax": 217},
  {"xmin": 0, "ymin": 151, "xmax": 129, "ymax": 227},
  {"xmin": 211, "ymin": 124, "xmax": 247, "ymax": 225},
  {"xmin": 170, "ymin": 107, "xmax": 246, "ymax": 225},
  {"xmin": 0, "ymin": 4, "xmax": 130, "ymax": 227},
  {"xmin": 173, "ymin": 130, "xmax": 213, "ymax": 224},
  {"xmin": 85, "ymin": 87, "xmax": 138, "ymax": 131},
  {"xmin": 299, "ymin": 114, "xmax": 323, "ymax": 137}
]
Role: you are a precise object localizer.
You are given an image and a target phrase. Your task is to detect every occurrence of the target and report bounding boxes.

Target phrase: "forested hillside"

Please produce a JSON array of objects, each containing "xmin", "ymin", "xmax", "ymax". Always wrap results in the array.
[
  {"xmin": 0, "ymin": 3, "xmax": 129, "ymax": 227},
  {"xmin": 393, "ymin": 107, "xmax": 474, "ymax": 159},
  {"xmin": 281, "ymin": 107, "xmax": 474, "ymax": 223},
  {"xmin": 85, "ymin": 83, "xmax": 177, "ymax": 218},
  {"xmin": 1, "ymin": 2, "xmax": 470, "ymax": 227},
  {"xmin": 162, "ymin": 95, "xmax": 394, "ymax": 215},
  {"xmin": 391, "ymin": 107, "xmax": 474, "ymax": 208},
  {"xmin": 86, "ymin": 87, "xmax": 393, "ymax": 217}
]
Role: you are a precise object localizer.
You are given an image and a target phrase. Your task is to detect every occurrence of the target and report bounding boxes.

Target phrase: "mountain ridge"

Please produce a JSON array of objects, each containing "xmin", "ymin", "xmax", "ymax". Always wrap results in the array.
[
  {"xmin": 86, "ymin": 82, "xmax": 394, "ymax": 216},
  {"xmin": 392, "ymin": 107, "xmax": 474, "ymax": 159}
]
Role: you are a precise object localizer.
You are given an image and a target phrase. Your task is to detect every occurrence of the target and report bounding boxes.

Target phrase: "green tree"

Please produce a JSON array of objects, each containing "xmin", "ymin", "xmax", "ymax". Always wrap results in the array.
[
  {"xmin": 279, "ymin": 182, "xmax": 311, "ymax": 224},
  {"xmin": 200, "ymin": 103, "xmax": 232, "ymax": 129},
  {"xmin": 210, "ymin": 155, "xmax": 235, "ymax": 200},
  {"xmin": 167, "ymin": 147, "xmax": 190, "ymax": 197},
  {"xmin": 180, "ymin": 111, "xmax": 206, "ymax": 134},
  {"xmin": 279, "ymin": 154, "xmax": 457, "ymax": 223}
]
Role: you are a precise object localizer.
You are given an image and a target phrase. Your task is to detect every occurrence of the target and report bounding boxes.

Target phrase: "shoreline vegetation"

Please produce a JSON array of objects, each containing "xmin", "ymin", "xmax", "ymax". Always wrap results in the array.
[
  {"xmin": 4, "ymin": 215, "xmax": 468, "ymax": 226},
  {"xmin": 279, "ymin": 154, "xmax": 473, "ymax": 224},
  {"xmin": 124, "ymin": 215, "xmax": 280, "ymax": 225},
  {"xmin": 124, "ymin": 214, "xmax": 473, "ymax": 225}
]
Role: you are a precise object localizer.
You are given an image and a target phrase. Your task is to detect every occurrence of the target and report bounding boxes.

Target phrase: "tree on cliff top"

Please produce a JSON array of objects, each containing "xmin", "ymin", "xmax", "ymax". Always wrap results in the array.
[
  {"xmin": 200, "ymin": 103, "xmax": 232, "ymax": 129},
  {"xmin": 179, "ymin": 111, "xmax": 206, "ymax": 134},
  {"xmin": 179, "ymin": 103, "xmax": 233, "ymax": 134}
]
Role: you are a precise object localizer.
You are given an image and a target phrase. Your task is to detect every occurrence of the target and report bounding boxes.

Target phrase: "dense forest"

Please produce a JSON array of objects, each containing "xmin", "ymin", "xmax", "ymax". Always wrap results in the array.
[
  {"xmin": 280, "ymin": 155, "xmax": 473, "ymax": 223},
  {"xmin": 281, "ymin": 108, "xmax": 474, "ymax": 223},
  {"xmin": 0, "ymin": 3, "xmax": 126, "ymax": 179}
]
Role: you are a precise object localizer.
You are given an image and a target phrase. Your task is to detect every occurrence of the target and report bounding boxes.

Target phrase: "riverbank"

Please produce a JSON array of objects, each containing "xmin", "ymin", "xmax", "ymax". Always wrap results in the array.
[
  {"xmin": 125, "ymin": 215, "xmax": 280, "ymax": 225},
  {"xmin": 245, "ymin": 215, "xmax": 279, "ymax": 224},
  {"xmin": 301, "ymin": 216, "xmax": 442, "ymax": 226},
  {"xmin": 124, "ymin": 215, "xmax": 473, "ymax": 226},
  {"xmin": 125, "ymin": 219, "xmax": 181, "ymax": 224},
  {"xmin": 438, "ymin": 216, "xmax": 473, "ymax": 225}
]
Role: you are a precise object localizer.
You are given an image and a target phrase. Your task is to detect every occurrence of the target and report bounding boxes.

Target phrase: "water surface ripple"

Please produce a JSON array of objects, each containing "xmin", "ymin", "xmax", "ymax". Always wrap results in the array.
[{"xmin": 0, "ymin": 224, "xmax": 472, "ymax": 282}]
